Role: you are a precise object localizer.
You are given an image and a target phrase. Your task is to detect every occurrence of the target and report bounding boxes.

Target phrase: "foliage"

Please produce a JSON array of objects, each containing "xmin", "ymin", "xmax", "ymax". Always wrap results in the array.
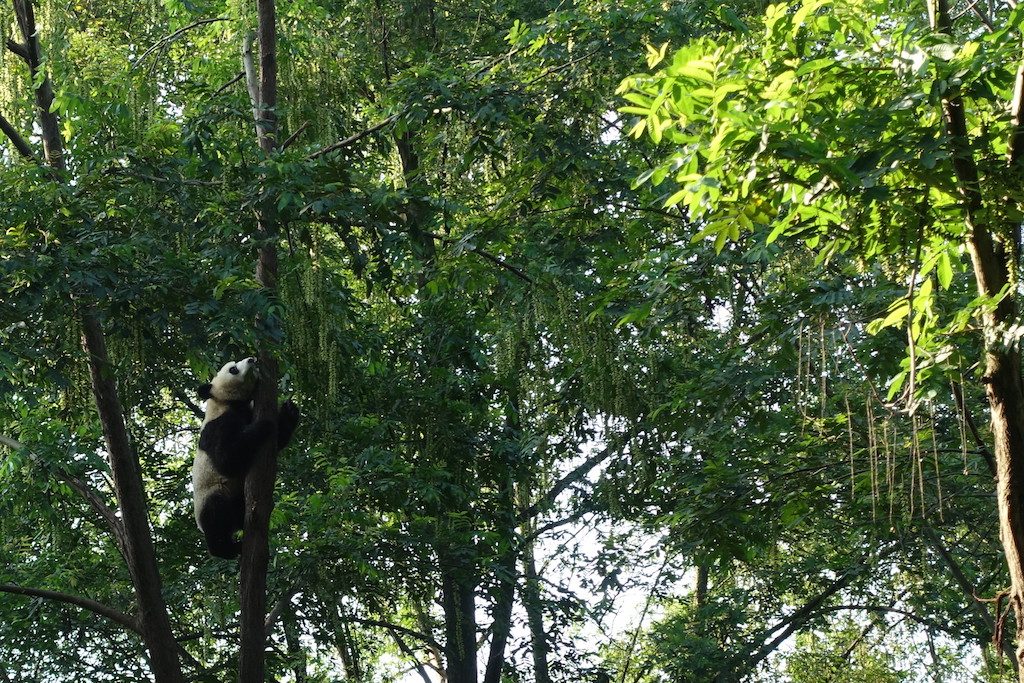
[{"xmin": 0, "ymin": 0, "xmax": 1021, "ymax": 681}]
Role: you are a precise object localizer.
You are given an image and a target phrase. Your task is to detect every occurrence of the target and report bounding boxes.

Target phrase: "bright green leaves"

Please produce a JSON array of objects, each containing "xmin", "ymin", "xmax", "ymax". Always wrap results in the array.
[{"xmin": 618, "ymin": 0, "xmax": 1023, "ymax": 406}]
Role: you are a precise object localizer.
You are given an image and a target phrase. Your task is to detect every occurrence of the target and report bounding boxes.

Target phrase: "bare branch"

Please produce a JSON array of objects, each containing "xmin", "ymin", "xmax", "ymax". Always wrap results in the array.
[
  {"xmin": 214, "ymin": 71, "xmax": 246, "ymax": 96},
  {"xmin": 172, "ymin": 388, "xmax": 205, "ymax": 419},
  {"xmin": 264, "ymin": 585, "xmax": 301, "ymax": 636},
  {"xmin": 308, "ymin": 112, "xmax": 402, "ymax": 160},
  {"xmin": 0, "ymin": 583, "xmax": 140, "ymax": 634},
  {"xmin": 0, "ymin": 434, "xmax": 127, "ymax": 554},
  {"xmin": 343, "ymin": 617, "xmax": 443, "ymax": 652},
  {"xmin": 924, "ymin": 526, "xmax": 1018, "ymax": 670},
  {"xmin": 1009, "ymin": 56, "xmax": 1024, "ymax": 167},
  {"xmin": 386, "ymin": 627, "xmax": 433, "ymax": 683},
  {"xmin": 280, "ymin": 121, "xmax": 310, "ymax": 151},
  {"xmin": 519, "ymin": 428, "xmax": 639, "ymax": 521},
  {"xmin": 0, "ymin": 111, "xmax": 36, "ymax": 160},
  {"xmin": 421, "ymin": 230, "xmax": 533, "ymax": 284},
  {"xmin": 4, "ymin": 38, "xmax": 28, "ymax": 62},
  {"xmin": 241, "ymin": 32, "xmax": 261, "ymax": 131},
  {"xmin": 130, "ymin": 17, "xmax": 230, "ymax": 70},
  {"xmin": 951, "ymin": 381, "xmax": 997, "ymax": 478}
]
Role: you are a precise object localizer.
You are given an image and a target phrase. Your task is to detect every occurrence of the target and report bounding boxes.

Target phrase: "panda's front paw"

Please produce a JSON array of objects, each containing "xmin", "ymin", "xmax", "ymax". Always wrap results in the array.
[
  {"xmin": 277, "ymin": 400, "xmax": 300, "ymax": 449},
  {"xmin": 279, "ymin": 400, "xmax": 300, "ymax": 428}
]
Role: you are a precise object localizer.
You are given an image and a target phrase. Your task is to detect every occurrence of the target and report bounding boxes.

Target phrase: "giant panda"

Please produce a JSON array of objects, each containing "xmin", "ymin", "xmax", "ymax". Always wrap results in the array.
[{"xmin": 192, "ymin": 356, "xmax": 299, "ymax": 559}]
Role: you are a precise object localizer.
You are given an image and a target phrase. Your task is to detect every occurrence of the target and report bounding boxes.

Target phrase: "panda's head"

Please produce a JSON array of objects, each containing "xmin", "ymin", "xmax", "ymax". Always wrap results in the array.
[{"xmin": 198, "ymin": 357, "xmax": 260, "ymax": 403}]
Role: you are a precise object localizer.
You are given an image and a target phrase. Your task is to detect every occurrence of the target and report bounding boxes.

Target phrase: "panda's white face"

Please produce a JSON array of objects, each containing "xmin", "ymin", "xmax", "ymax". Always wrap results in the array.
[{"xmin": 208, "ymin": 357, "xmax": 260, "ymax": 402}]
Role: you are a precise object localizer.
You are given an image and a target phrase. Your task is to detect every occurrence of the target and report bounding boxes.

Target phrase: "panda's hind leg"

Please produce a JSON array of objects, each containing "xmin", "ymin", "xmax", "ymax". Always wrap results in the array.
[{"xmin": 199, "ymin": 492, "xmax": 244, "ymax": 560}]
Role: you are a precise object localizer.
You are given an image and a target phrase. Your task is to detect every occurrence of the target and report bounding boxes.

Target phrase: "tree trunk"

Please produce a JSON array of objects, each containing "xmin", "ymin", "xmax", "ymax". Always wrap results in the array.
[
  {"xmin": 238, "ymin": 0, "xmax": 282, "ymax": 679},
  {"xmin": 483, "ymin": 381, "xmax": 524, "ymax": 683},
  {"xmin": 482, "ymin": 477, "xmax": 516, "ymax": 683},
  {"xmin": 82, "ymin": 317, "xmax": 185, "ymax": 683},
  {"xmin": 521, "ymin": 531, "xmax": 551, "ymax": 683},
  {"xmin": 440, "ymin": 554, "xmax": 478, "ymax": 683},
  {"xmin": 8, "ymin": 2, "xmax": 184, "ymax": 680},
  {"xmin": 931, "ymin": 1, "xmax": 1024, "ymax": 677}
]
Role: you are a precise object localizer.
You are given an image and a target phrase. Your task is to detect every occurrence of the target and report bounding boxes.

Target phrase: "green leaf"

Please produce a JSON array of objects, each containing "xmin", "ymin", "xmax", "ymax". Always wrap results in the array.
[{"xmin": 937, "ymin": 251, "xmax": 953, "ymax": 289}]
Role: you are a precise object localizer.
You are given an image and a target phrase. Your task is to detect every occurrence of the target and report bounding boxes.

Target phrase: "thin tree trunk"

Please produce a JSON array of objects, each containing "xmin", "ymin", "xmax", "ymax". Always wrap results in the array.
[
  {"xmin": 931, "ymin": 3, "xmax": 1024, "ymax": 678},
  {"xmin": 8, "ymin": 2, "xmax": 184, "ymax": 680},
  {"xmin": 522, "ymin": 542, "xmax": 552, "ymax": 683},
  {"xmin": 238, "ymin": 0, "xmax": 282, "ymax": 679},
  {"xmin": 483, "ymin": 381, "xmax": 524, "ymax": 683},
  {"xmin": 394, "ymin": 103, "xmax": 478, "ymax": 682},
  {"xmin": 82, "ymin": 317, "xmax": 185, "ymax": 683},
  {"xmin": 695, "ymin": 564, "xmax": 709, "ymax": 611},
  {"xmin": 482, "ymin": 479, "xmax": 517, "ymax": 683},
  {"xmin": 282, "ymin": 612, "xmax": 307, "ymax": 683}
]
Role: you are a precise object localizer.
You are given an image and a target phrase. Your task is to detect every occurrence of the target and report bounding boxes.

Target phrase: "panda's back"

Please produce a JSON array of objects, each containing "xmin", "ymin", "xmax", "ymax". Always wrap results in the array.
[
  {"xmin": 192, "ymin": 401, "xmax": 249, "ymax": 527},
  {"xmin": 192, "ymin": 450, "xmax": 242, "ymax": 526}
]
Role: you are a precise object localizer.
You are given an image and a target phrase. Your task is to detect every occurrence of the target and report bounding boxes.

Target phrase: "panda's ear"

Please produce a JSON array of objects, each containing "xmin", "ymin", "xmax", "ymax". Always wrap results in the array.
[{"xmin": 198, "ymin": 384, "xmax": 213, "ymax": 400}]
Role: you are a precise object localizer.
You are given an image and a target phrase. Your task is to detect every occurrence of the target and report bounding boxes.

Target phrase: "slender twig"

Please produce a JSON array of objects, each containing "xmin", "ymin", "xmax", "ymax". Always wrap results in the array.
[
  {"xmin": 214, "ymin": 71, "xmax": 246, "ymax": 96},
  {"xmin": 104, "ymin": 168, "xmax": 223, "ymax": 187},
  {"xmin": 342, "ymin": 617, "xmax": 443, "ymax": 652},
  {"xmin": 0, "ymin": 584, "xmax": 140, "ymax": 634},
  {"xmin": 421, "ymin": 230, "xmax": 533, "ymax": 284},
  {"xmin": 264, "ymin": 585, "xmax": 301, "ymax": 636},
  {"xmin": 130, "ymin": 17, "xmax": 230, "ymax": 70},
  {"xmin": 280, "ymin": 121, "xmax": 310, "ymax": 151},
  {"xmin": 308, "ymin": 112, "xmax": 402, "ymax": 160},
  {"xmin": 519, "ymin": 427, "xmax": 640, "ymax": 521},
  {"xmin": 951, "ymin": 381, "xmax": 997, "ymax": 477},
  {"xmin": 0, "ymin": 434, "xmax": 127, "ymax": 553},
  {"xmin": 241, "ymin": 32, "xmax": 261, "ymax": 130}
]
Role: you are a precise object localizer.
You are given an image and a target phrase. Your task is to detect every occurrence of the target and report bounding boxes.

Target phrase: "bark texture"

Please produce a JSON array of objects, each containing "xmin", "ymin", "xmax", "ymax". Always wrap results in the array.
[
  {"xmin": 238, "ymin": 0, "xmax": 282, "ymax": 678},
  {"xmin": 931, "ymin": 1, "xmax": 1024, "ymax": 677},
  {"xmin": 8, "ymin": 2, "xmax": 185, "ymax": 680}
]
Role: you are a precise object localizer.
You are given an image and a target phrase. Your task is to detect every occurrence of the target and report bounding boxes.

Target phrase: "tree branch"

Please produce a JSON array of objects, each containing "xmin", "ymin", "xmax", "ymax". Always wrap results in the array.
[
  {"xmin": 0, "ymin": 434, "xmax": 128, "ymax": 555},
  {"xmin": 924, "ymin": 526, "xmax": 1018, "ymax": 670},
  {"xmin": 421, "ymin": 230, "xmax": 533, "ymax": 284},
  {"xmin": 241, "ymin": 32, "xmax": 261, "ymax": 135},
  {"xmin": 343, "ymin": 617, "xmax": 443, "ymax": 653},
  {"xmin": 951, "ymin": 381, "xmax": 996, "ymax": 478},
  {"xmin": 264, "ymin": 585, "xmax": 301, "ymax": 636},
  {"xmin": 130, "ymin": 17, "xmax": 230, "ymax": 70},
  {"xmin": 214, "ymin": 70, "xmax": 245, "ymax": 96},
  {"xmin": 0, "ymin": 111, "xmax": 35, "ymax": 160},
  {"xmin": 386, "ymin": 627, "xmax": 433, "ymax": 683},
  {"xmin": 308, "ymin": 112, "xmax": 402, "ymax": 160},
  {"xmin": 519, "ymin": 429, "xmax": 639, "ymax": 521},
  {"xmin": 4, "ymin": 38, "xmax": 28, "ymax": 62},
  {"xmin": 280, "ymin": 121, "xmax": 310, "ymax": 151},
  {"xmin": 0, "ymin": 583, "xmax": 140, "ymax": 634}
]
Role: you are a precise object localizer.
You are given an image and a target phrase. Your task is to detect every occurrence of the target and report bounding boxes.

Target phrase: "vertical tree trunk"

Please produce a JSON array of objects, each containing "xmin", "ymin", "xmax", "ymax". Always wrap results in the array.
[
  {"xmin": 481, "ymin": 479, "xmax": 516, "ymax": 683},
  {"xmin": 931, "ymin": 2, "xmax": 1024, "ymax": 678},
  {"xmin": 238, "ymin": 0, "xmax": 282, "ymax": 680},
  {"xmin": 522, "ymin": 542, "xmax": 552, "ymax": 683},
  {"xmin": 483, "ymin": 381, "xmax": 524, "ymax": 683},
  {"xmin": 9, "ymin": 2, "xmax": 184, "ymax": 680},
  {"xmin": 395, "ymin": 109, "xmax": 479, "ymax": 681},
  {"xmin": 82, "ymin": 318, "xmax": 185, "ymax": 683},
  {"xmin": 440, "ymin": 557, "xmax": 479, "ymax": 683}
]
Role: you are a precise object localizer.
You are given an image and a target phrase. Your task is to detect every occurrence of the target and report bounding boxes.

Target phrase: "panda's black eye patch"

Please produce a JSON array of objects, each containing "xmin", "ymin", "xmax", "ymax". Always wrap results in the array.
[{"xmin": 229, "ymin": 366, "xmax": 240, "ymax": 375}]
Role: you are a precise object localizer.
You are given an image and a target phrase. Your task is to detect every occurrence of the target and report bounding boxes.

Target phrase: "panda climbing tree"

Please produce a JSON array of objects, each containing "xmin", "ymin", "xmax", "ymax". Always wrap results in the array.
[{"xmin": 192, "ymin": 357, "xmax": 300, "ymax": 559}]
